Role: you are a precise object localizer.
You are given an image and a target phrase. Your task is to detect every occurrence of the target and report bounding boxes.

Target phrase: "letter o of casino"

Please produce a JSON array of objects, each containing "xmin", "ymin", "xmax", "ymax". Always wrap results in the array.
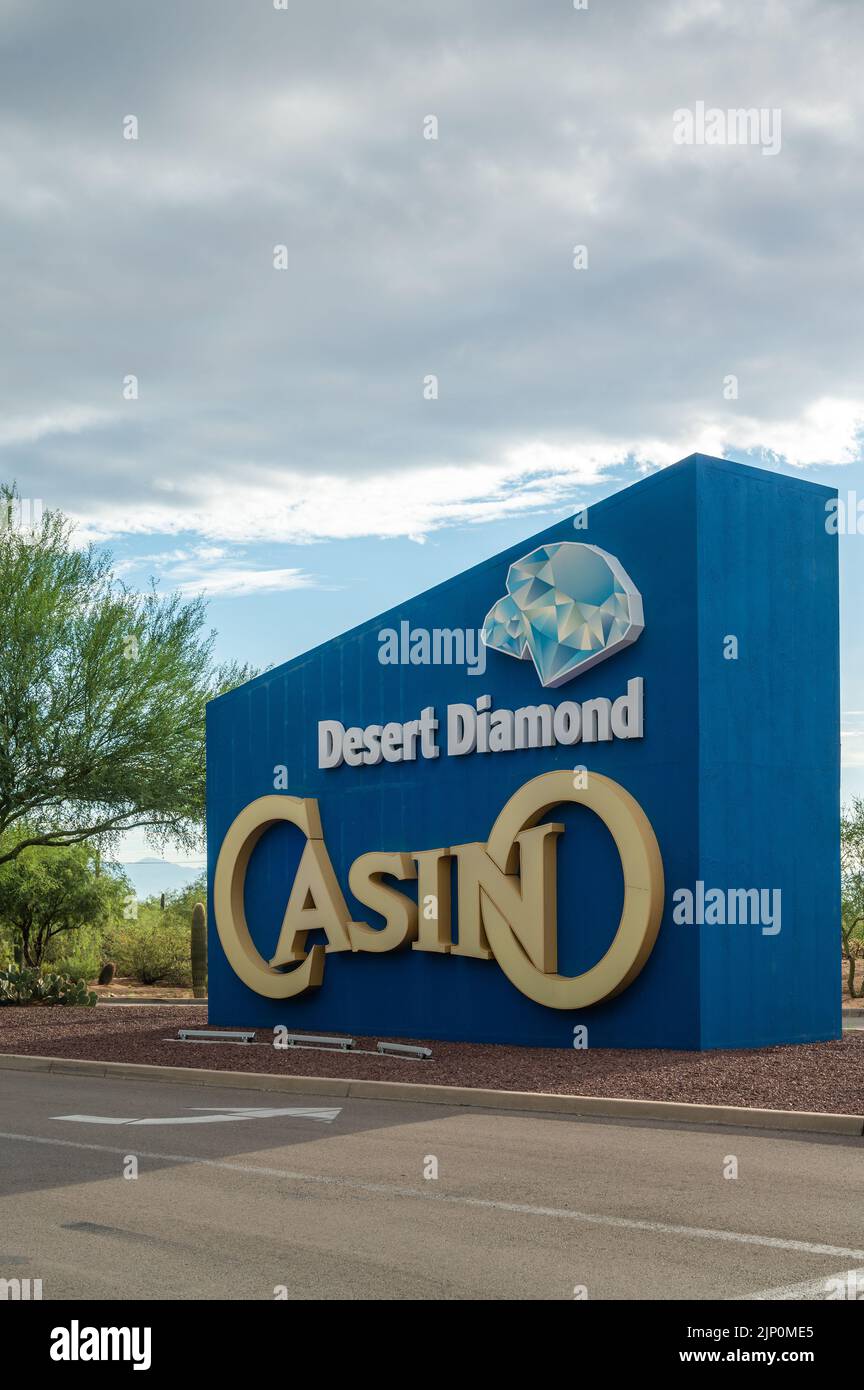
[{"xmin": 482, "ymin": 770, "xmax": 664, "ymax": 1009}]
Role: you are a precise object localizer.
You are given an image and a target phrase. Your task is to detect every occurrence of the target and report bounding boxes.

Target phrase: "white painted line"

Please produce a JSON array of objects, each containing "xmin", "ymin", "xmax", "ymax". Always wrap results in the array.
[
  {"xmin": 51, "ymin": 1115, "xmax": 131, "ymax": 1126},
  {"xmin": 736, "ymin": 1266, "xmax": 864, "ymax": 1300},
  {"xmin": 190, "ymin": 1106, "xmax": 342, "ymax": 1119},
  {"xmin": 2, "ymin": 1127, "xmax": 863, "ymax": 1263},
  {"xmin": 50, "ymin": 1106, "xmax": 341, "ymax": 1127}
]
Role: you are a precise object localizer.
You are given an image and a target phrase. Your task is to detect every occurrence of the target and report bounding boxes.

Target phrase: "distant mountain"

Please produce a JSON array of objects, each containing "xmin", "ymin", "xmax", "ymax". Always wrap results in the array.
[{"xmin": 111, "ymin": 858, "xmax": 206, "ymax": 902}]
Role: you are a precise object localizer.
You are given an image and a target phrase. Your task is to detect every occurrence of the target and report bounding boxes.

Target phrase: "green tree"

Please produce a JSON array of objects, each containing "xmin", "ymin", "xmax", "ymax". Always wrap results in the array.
[
  {"xmin": 163, "ymin": 871, "xmax": 207, "ymax": 922},
  {"xmin": 0, "ymin": 483, "xmax": 252, "ymax": 868},
  {"xmin": 0, "ymin": 838, "xmax": 129, "ymax": 969},
  {"xmin": 840, "ymin": 796, "xmax": 864, "ymax": 999}
]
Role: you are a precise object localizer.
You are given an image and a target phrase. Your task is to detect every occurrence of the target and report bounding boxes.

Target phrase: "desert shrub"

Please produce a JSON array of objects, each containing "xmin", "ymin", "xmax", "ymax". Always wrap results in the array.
[
  {"xmin": 105, "ymin": 907, "xmax": 192, "ymax": 987},
  {"xmin": 44, "ymin": 921, "xmax": 105, "ymax": 983}
]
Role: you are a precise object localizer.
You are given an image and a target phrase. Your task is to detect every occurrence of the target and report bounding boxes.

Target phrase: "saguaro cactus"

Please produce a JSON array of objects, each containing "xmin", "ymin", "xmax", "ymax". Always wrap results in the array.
[{"xmin": 191, "ymin": 902, "xmax": 207, "ymax": 998}]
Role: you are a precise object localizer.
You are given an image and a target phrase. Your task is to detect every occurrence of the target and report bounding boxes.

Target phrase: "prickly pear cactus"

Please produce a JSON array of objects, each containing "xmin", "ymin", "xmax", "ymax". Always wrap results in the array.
[{"xmin": 0, "ymin": 967, "xmax": 97, "ymax": 1007}]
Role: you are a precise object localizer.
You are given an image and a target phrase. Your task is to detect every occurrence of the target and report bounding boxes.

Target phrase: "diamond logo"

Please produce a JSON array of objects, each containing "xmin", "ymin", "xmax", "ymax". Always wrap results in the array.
[{"xmin": 481, "ymin": 542, "xmax": 644, "ymax": 688}]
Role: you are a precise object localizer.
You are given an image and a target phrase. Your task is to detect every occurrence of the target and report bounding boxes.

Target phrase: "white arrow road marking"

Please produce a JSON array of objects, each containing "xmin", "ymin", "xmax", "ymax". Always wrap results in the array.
[{"xmin": 51, "ymin": 1106, "xmax": 342, "ymax": 1127}]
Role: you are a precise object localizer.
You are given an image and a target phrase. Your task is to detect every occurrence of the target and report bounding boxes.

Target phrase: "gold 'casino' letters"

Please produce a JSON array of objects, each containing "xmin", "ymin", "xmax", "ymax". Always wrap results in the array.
[{"xmin": 213, "ymin": 770, "xmax": 665, "ymax": 1010}]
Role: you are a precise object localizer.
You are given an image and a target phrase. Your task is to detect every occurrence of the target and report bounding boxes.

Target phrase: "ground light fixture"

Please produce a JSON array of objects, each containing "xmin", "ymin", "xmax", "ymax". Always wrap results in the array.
[
  {"xmin": 280, "ymin": 1032, "xmax": 356, "ymax": 1051},
  {"xmin": 177, "ymin": 1029, "xmax": 256, "ymax": 1044},
  {"xmin": 376, "ymin": 1041, "xmax": 432, "ymax": 1060}
]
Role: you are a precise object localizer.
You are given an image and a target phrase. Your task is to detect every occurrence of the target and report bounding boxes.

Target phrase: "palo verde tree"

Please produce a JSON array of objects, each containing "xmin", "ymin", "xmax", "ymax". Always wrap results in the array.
[
  {"xmin": 0, "ymin": 838, "xmax": 128, "ymax": 969},
  {"xmin": 0, "ymin": 483, "xmax": 252, "ymax": 868}
]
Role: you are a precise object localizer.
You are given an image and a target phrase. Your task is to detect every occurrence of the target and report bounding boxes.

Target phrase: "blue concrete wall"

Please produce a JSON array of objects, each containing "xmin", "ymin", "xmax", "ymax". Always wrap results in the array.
[
  {"xmin": 695, "ymin": 458, "xmax": 840, "ymax": 1046},
  {"xmin": 206, "ymin": 455, "xmax": 839, "ymax": 1049}
]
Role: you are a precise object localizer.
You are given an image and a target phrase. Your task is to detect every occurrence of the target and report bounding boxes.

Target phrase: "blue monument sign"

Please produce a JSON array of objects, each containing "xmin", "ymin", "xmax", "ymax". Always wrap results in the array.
[{"xmin": 206, "ymin": 454, "xmax": 840, "ymax": 1048}]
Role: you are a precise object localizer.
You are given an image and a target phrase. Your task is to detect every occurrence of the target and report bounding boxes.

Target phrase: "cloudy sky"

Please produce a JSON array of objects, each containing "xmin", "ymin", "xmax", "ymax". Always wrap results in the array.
[{"xmin": 2, "ymin": 0, "xmax": 863, "ymax": 857}]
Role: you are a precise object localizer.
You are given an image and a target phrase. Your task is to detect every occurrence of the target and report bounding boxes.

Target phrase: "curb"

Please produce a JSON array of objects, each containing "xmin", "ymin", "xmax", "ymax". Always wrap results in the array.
[
  {"xmin": 0, "ymin": 1051, "xmax": 862, "ymax": 1136},
  {"xmin": 96, "ymin": 999, "xmax": 208, "ymax": 1007}
]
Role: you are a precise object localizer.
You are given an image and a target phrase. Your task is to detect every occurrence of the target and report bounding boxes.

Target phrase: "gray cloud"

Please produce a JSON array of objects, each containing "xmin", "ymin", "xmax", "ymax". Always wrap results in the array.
[{"xmin": 1, "ymin": 0, "xmax": 863, "ymax": 540}]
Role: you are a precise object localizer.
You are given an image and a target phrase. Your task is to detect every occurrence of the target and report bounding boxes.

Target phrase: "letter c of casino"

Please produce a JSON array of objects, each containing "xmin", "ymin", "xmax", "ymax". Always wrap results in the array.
[{"xmin": 213, "ymin": 771, "xmax": 665, "ymax": 1009}]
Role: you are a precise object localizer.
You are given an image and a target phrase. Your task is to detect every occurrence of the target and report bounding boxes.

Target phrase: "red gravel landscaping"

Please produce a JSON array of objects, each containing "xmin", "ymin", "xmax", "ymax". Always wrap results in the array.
[{"xmin": 0, "ymin": 1005, "xmax": 862, "ymax": 1116}]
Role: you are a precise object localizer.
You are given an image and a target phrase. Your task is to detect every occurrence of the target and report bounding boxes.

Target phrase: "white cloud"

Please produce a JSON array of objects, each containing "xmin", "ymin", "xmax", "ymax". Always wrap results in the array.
[
  {"xmin": 3, "ymin": 0, "xmax": 864, "ymax": 545},
  {"xmin": 0, "ymin": 407, "xmax": 115, "ymax": 447},
  {"xmin": 112, "ymin": 543, "xmax": 322, "ymax": 597},
  {"xmin": 725, "ymin": 398, "xmax": 864, "ymax": 469},
  {"xmin": 842, "ymin": 733, "xmax": 864, "ymax": 769},
  {"xmin": 61, "ymin": 402, "xmax": 864, "ymax": 545},
  {"xmin": 842, "ymin": 711, "xmax": 864, "ymax": 769},
  {"xmin": 174, "ymin": 566, "xmax": 320, "ymax": 599}
]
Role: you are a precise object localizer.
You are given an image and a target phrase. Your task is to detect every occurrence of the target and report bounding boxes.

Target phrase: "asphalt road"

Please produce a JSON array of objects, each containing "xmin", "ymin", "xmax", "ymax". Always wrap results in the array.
[{"xmin": 0, "ymin": 1068, "xmax": 861, "ymax": 1300}]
